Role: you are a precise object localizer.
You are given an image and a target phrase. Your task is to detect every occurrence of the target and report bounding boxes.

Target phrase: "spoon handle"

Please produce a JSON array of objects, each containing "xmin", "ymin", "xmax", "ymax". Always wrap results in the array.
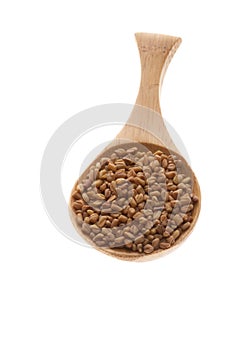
[
  {"xmin": 117, "ymin": 33, "xmax": 182, "ymax": 152},
  {"xmin": 135, "ymin": 33, "xmax": 181, "ymax": 114}
]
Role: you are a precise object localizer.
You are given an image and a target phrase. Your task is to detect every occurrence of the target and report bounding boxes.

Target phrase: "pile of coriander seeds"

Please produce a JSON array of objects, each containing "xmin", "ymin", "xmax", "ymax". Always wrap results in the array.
[{"xmin": 70, "ymin": 145, "xmax": 198, "ymax": 255}]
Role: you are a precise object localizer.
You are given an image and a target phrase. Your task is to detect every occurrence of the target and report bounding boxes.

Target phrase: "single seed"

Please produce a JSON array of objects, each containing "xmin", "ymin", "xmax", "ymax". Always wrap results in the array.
[
  {"xmin": 144, "ymin": 244, "xmax": 154, "ymax": 254},
  {"xmin": 167, "ymin": 163, "xmax": 176, "ymax": 171},
  {"xmin": 93, "ymin": 233, "xmax": 104, "ymax": 241},
  {"xmin": 76, "ymin": 213, "xmax": 83, "ymax": 224},
  {"xmin": 111, "ymin": 218, "xmax": 119, "ymax": 227},
  {"xmin": 108, "ymin": 195, "xmax": 117, "ymax": 202},
  {"xmin": 94, "ymin": 179, "xmax": 103, "ymax": 188},
  {"xmin": 82, "ymin": 193, "xmax": 89, "ymax": 203},
  {"xmin": 72, "ymin": 201, "xmax": 83, "ymax": 210},
  {"xmin": 124, "ymin": 232, "xmax": 135, "ymax": 240},
  {"xmin": 115, "ymin": 236, "xmax": 124, "ymax": 245},
  {"xmin": 129, "ymin": 197, "xmax": 137, "ymax": 208},
  {"xmin": 162, "ymin": 158, "xmax": 168, "ymax": 168},
  {"xmin": 182, "ymin": 222, "xmax": 191, "ymax": 230},
  {"xmin": 87, "ymin": 209, "xmax": 94, "ymax": 215},
  {"xmin": 173, "ymin": 214, "xmax": 183, "ymax": 226},
  {"xmin": 108, "ymin": 162, "xmax": 117, "ymax": 171},
  {"xmin": 135, "ymin": 193, "xmax": 144, "ymax": 203},
  {"xmin": 183, "ymin": 177, "xmax": 191, "ymax": 184},
  {"xmin": 173, "ymin": 229, "xmax": 181, "ymax": 240},
  {"xmin": 192, "ymin": 195, "xmax": 199, "ymax": 203},
  {"xmin": 135, "ymin": 235, "xmax": 145, "ymax": 244},
  {"xmin": 97, "ymin": 216, "xmax": 107, "ymax": 228},
  {"xmin": 111, "ymin": 203, "xmax": 122, "ymax": 212},
  {"xmin": 166, "ymin": 171, "xmax": 176, "ymax": 179},
  {"xmin": 152, "ymin": 238, "xmax": 160, "ymax": 248},
  {"xmin": 72, "ymin": 191, "xmax": 81, "ymax": 200},
  {"xmin": 89, "ymin": 213, "xmax": 99, "ymax": 224},
  {"xmin": 181, "ymin": 204, "xmax": 194, "ymax": 213},
  {"xmin": 159, "ymin": 242, "xmax": 171, "ymax": 249},
  {"xmin": 104, "ymin": 188, "xmax": 111, "ymax": 199},
  {"xmin": 119, "ymin": 214, "xmax": 127, "ymax": 223}
]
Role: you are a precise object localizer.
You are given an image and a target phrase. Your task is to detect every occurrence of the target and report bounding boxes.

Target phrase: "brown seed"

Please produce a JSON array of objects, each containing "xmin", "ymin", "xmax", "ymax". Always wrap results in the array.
[
  {"xmin": 72, "ymin": 201, "xmax": 83, "ymax": 210},
  {"xmin": 165, "ymin": 203, "xmax": 173, "ymax": 212},
  {"xmin": 135, "ymin": 185, "xmax": 144, "ymax": 195},
  {"xmin": 108, "ymin": 162, "xmax": 117, "ymax": 171},
  {"xmin": 97, "ymin": 193, "xmax": 105, "ymax": 200},
  {"xmin": 89, "ymin": 213, "xmax": 99, "ymax": 224},
  {"xmin": 156, "ymin": 224, "xmax": 164, "ymax": 234},
  {"xmin": 97, "ymin": 216, "xmax": 107, "ymax": 228},
  {"xmin": 167, "ymin": 163, "xmax": 176, "ymax": 171},
  {"xmin": 76, "ymin": 213, "xmax": 83, "ymax": 224},
  {"xmin": 160, "ymin": 214, "xmax": 168, "ymax": 225},
  {"xmin": 137, "ymin": 243, "xmax": 143, "ymax": 253},
  {"xmin": 111, "ymin": 218, "xmax": 119, "ymax": 227},
  {"xmin": 162, "ymin": 158, "xmax": 168, "ymax": 168},
  {"xmin": 99, "ymin": 183, "xmax": 107, "ymax": 192},
  {"xmin": 144, "ymin": 244, "xmax": 154, "ymax": 254},
  {"xmin": 72, "ymin": 191, "xmax": 82, "ymax": 200},
  {"xmin": 128, "ymin": 207, "xmax": 136, "ymax": 217},
  {"xmin": 192, "ymin": 195, "xmax": 199, "ymax": 203},
  {"xmin": 99, "ymin": 169, "xmax": 107, "ymax": 179},
  {"xmin": 172, "ymin": 229, "xmax": 181, "ymax": 240},
  {"xmin": 104, "ymin": 188, "xmax": 111, "ymax": 199},
  {"xmin": 172, "ymin": 189, "xmax": 183, "ymax": 199},
  {"xmin": 137, "ymin": 202, "xmax": 145, "ymax": 210},
  {"xmin": 181, "ymin": 222, "xmax": 191, "ymax": 230},
  {"xmin": 159, "ymin": 242, "xmax": 171, "ymax": 249},
  {"xmin": 163, "ymin": 231, "xmax": 170, "ymax": 237},
  {"xmin": 152, "ymin": 238, "xmax": 160, "ymax": 249},
  {"xmin": 135, "ymin": 193, "xmax": 144, "ymax": 203},
  {"xmin": 105, "ymin": 220, "xmax": 111, "ymax": 227},
  {"xmin": 135, "ymin": 235, "xmax": 145, "ymax": 244},
  {"xmin": 94, "ymin": 179, "xmax": 103, "ymax": 188},
  {"xmin": 87, "ymin": 209, "xmax": 94, "ymax": 215},
  {"xmin": 119, "ymin": 215, "xmax": 127, "ymax": 223},
  {"xmin": 108, "ymin": 195, "xmax": 117, "ymax": 202},
  {"xmin": 129, "ymin": 197, "xmax": 137, "ymax": 208},
  {"xmin": 134, "ymin": 177, "xmax": 146, "ymax": 186},
  {"xmin": 115, "ymin": 161, "xmax": 126, "ymax": 169},
  {"xmin": 166, "ymin": 236, "xmax": 175, "ymax": 245},
  {"xmin": 133, "ymin": 212, "xmax": 142, "ymax": 219},
  {"xmin": 166, "ymin": 171, "xmax": 176, "ymax": 179}
]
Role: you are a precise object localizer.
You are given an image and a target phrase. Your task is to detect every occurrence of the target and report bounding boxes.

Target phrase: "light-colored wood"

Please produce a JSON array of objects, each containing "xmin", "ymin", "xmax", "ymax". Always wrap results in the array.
[
  {"xmin": 117, "ymin": 33, "xmax": 182, "ymax": 152},
  {"xmin": 69, "ymin": 33, "xmax": 201, "ymax": 261}
]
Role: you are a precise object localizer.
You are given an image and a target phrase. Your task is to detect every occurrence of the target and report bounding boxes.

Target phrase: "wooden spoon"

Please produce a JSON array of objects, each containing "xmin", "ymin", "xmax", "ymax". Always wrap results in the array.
[{"xmin": 69, "ymin": 33, "xmax": 201, "ymax": 261}]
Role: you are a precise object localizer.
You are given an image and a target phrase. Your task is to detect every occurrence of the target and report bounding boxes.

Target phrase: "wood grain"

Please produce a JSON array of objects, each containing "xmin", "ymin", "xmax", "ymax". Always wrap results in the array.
[{"xmin": 117, "ymin": 33, "xmax": 182, "ymax": 152}]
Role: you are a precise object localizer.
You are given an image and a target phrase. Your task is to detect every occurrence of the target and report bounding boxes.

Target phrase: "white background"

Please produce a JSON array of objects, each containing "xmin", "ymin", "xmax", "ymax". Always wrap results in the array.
[{"xmin": 0, "ymin": 1, "xmax": 232, "ymax": 349}]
